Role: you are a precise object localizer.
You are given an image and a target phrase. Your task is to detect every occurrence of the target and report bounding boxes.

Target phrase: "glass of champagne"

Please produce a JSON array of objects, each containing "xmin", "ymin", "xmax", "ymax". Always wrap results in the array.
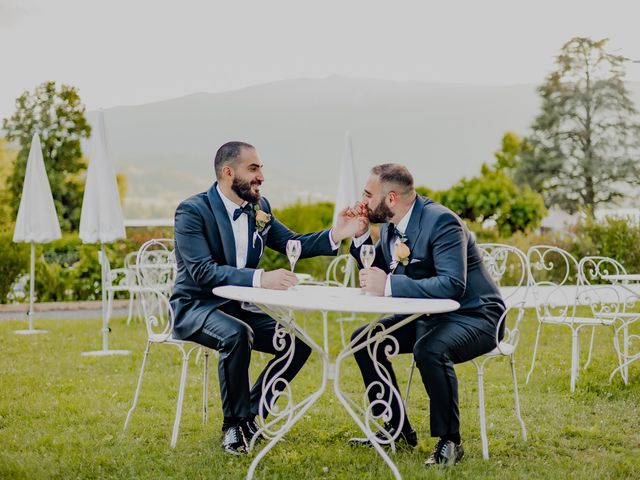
[
  {"xmin": 360, "ymin": 244, "xmax": 375, "ymax": 269},
  {"xmin": 286, "ymin": 239, "xmax": 302, "ymax": 273}
]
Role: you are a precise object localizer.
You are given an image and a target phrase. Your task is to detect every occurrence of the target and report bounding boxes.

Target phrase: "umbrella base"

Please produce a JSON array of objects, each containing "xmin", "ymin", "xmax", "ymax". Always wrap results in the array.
[
  {"xmin": 81, "ymin": 349, "xmax": 131, "ymax": 357},
  {"xmin": 14, "ymin": 329, "xmax": 48, "ymax": 335}
]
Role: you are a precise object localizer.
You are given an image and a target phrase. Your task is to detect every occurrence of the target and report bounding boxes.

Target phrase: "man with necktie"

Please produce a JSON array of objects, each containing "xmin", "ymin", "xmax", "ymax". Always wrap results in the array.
[
  {"xmin": 347, "ymin": 164, "xmax": 505, "ymax": 466},
  {"xmin": 170, "ymin": 141, "xmax": 363, "ymax": 455}
]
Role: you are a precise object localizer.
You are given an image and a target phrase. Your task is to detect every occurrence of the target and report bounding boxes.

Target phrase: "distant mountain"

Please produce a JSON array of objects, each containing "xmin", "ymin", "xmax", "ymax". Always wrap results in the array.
[{"xmin": 90, "ymin": 76, "xmax": 640, "ymax": 218}]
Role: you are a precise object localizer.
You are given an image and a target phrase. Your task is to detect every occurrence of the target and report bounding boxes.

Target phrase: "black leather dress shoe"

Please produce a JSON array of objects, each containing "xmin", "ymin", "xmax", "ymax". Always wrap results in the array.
[
  {"xmin": 222, "ymin": 425, "xmax": 248, "ymax": 456},
  {"xmin": 241, "ymin": 418, "xmax": 265, "ymax": 445},
  {"xmin": 424, "ymin": 439, "xmax": 464, "ymax": 466},
  {"xmin": 348, "ymin": 422, "xmax": 418, "ymax": 448}
]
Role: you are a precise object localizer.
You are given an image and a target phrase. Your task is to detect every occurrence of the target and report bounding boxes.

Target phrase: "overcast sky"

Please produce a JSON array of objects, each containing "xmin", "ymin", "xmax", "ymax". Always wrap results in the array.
[{"xmin": 1, "ymin": 0, "xmax": 639, "ymax": 120}]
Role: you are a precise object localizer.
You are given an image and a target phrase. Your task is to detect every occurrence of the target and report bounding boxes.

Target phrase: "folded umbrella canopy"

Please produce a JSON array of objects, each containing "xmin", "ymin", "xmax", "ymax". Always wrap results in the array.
[
  {"xmin": 79, "ymin": 110, "xmax": 129, "ymax": 356},
  {"xmin": 13, "ymin": 132, "xmax": 62, "ymax": 334}
]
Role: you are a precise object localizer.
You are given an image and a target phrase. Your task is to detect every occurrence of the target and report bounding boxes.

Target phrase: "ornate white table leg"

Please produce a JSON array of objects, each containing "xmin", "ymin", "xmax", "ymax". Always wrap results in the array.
[
  {"xmin": 246, "ymin": 304, "xmax": 329, "ymax": 480},
  {"xmin": 333, "ymin": 313, "xmax": 422, "ymax": 480}
]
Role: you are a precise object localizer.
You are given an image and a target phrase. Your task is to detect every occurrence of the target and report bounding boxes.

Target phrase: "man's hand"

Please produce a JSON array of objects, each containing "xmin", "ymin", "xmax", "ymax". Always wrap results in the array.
[
  {"xmin": 261, "ymin": 269, "xmax": 299, "ymax": 290},
  {"xmin": 353, "ymin": 202, "xmax": 370, "ymax": 237},
  {"xmin": 332, "ymin": 205, "xmax": 369, "ymax": 242},
  {"xmin": 359, "ymin": 267, "xmax": 387, "ymax": 296}
]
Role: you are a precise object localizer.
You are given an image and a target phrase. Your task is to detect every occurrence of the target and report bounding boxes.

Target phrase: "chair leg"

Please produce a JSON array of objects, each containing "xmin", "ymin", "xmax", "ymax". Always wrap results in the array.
[
  {"xmin": 126, "ymin": 293, "xmax": 135, "ymax": 325},
  {"xmin": 404, "ymin": 359, "xmax": 416, "ymax": 411},
  {"xmin": 171, "ymin": 352, "xmax": 191, "ymax": 448},
  {"xmin": 203, "ymin": 350, "xmax": 209, "ymax": 424},
  {"xmin": 526, "ymin": 323, "xmax": 543, "ymax": 385},
  {"xmin": 476, "ymin": 361, "xmax": 489, "ymax": 460},
  {"xmin": 570, "ymin": 329, "xmax": 579, "ymax": 393},
  {"xmin": 339, "ymin": 319, "xmax": 347, "ymax": 348},
  {"xmin": 583, "ymin": 326, "xmax": 596, "ymax": 370},
  {"xmin": 124, "ymin": 341, "xmax": 152, "ymax": 432},
  {"xmin": 623, "ymin": 324, "xmax": 629, "ymax": 383},
  {"xmin": 510, "ymin": 355, "xmax": 527, "ymax": 442}
]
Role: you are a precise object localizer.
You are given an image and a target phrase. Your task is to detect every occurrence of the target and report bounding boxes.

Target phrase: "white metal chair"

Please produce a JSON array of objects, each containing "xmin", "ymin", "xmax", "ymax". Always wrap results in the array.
[
  {"xmin": 526, "ymin": 246, "xmax": 617, "ymax": 392},
  {"xmin": 104, "ymin": 251, "xmax": 140, "ymax": 326},
  {"xmin": 123, "ymin": 239, "xmax": 211, "ymax": 448},
  {"xmin": 403, "ymin": 243, "xmax": 528, "ymax": 459},
  {"xmin": 578, "ymin": 256, "xmax": 640, "ymax": 384},
  {"xmin": 470, "ymin": 243, "xmax": 528, "ymax": 459}
]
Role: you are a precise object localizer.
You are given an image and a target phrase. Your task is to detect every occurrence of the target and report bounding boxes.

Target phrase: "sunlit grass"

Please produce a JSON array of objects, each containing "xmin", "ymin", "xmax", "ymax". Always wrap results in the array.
[{"xmin": 1, "ymin": 310, "xmax": 639, "ymax": 479}]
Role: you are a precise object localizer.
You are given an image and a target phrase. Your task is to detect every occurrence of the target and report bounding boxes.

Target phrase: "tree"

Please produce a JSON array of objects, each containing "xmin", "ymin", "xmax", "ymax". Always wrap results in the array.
[
  {"xmin": 0, "ymin": 139, "xmax": 17, "ymax": 232},
  {"xmin": 418, "ymin": 132, "xmax": 546, "ymax": 236},
  {"xmin": 515, "ymin": 37, "xmax": 640, "ymax": 213},
  {"xmin": 3, "ymin": 81, "xmax": 92, "ymax": 231}
]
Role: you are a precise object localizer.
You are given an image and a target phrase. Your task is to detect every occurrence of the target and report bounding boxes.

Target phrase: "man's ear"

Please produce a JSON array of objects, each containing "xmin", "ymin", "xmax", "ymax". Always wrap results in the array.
[
  {"xmin": 221, "ymin": 164, "xmax": 234, "ymax": 180},
  {"xmin": 387, "ymin": 191, "xmax": 398, "ymax": 206}
]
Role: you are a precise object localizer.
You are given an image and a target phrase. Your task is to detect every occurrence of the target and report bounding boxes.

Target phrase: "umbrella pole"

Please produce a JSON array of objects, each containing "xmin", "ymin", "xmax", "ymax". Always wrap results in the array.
[
  {"xmin": 101, "ymin": 243, "xmax": 108, "ymax": 351},
  {"xmin": 28, "ymin": 242, "xmax": 35, "ymax": 329},
  {"xmin": 81, "ymin": 244, "xmax": 130, "ymax": 356},
  {"xmin": 15, "ymin": 242, "xmax": 47, "ymax": 335}
]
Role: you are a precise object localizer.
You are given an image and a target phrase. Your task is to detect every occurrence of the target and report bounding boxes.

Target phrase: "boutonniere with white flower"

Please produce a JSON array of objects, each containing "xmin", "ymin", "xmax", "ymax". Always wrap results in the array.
[
  {"xmin": 252, "ymin": 204, "xmax": 271, "ymax": 250},
  {"xmin": 254, "ymin": 205, "xmax": 271, "ymax": 232},
  {"xmin": 393, "ymin": 237, "xmax": 410, "ymax": 266}
]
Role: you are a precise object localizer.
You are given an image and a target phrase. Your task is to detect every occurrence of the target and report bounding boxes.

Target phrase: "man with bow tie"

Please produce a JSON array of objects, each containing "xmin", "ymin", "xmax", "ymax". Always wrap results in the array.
[
  {"xmin": 347, "ymin": 164, "xmax": 505, "ymax": 466},
  {"xmin": 170, "ymin": 141, "xmax": 362, "ymax": 455}
]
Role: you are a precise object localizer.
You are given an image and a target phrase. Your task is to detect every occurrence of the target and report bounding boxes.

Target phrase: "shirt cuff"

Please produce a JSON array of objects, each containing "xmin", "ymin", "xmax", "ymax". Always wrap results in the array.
[
  {"xmin": 384, "ymin": 274, "xmax": 392, "ymax": 297},
  {"xmin": 353, "ymin": 229, "xmax": 371, "ymax": 248},
  {"xmin": 252, "ymin": 269, "xmax": 264, "ymax": 288},
  {"xmin": 328, "ymin": 228, "xmax": 341, "ymax": 251}
]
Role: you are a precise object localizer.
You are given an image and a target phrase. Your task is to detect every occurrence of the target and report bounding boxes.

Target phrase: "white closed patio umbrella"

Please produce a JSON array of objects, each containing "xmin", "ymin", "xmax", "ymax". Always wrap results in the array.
[
  {"xmin": 79, "ymin": 110, "xmax": 129, "ymax": 356},
  {"xmin": 13, "ymin": 132, "xmax": 62, "ymax": 334},
  {"xmin": 332, "ymin": 132, "xmax": 359, "ymax": 287}
]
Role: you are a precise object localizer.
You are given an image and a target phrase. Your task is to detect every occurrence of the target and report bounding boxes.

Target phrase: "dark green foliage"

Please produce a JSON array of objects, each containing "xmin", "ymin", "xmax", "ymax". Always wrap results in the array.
[
  {"xmin": 420, "ymin": 132, "xmax": 547, "ymax": 236},
  {"xmin": 571, "ymin": 216, "xmax": 640, "ymax": 274},
  {"xmin": 0, "ymin": 233, "xmax": 29, "ymax": 303},
  {"xmin": 258, "ymin": 201, "xmax": 338, "ymax": 280},
  {"xmin": 2, "ymin": 81, "xmax": 91, "ymax": 231}
]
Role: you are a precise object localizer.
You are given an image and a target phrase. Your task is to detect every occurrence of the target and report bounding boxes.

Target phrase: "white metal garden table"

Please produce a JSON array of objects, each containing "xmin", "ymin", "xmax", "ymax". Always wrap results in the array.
[{"xmin": 212, "ymin": 285, "xmax": 459, "ymax": 480}]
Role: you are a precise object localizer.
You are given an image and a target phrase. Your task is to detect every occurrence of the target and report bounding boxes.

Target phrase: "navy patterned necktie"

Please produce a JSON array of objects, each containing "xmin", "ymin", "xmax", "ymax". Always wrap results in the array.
[
  {"xmin": 233, "ymin": 203, "xmax": 254, "ymax": 221},
  {"xmin": 388, "ymin": 223, "xmax": 403, "ymax": 239}
]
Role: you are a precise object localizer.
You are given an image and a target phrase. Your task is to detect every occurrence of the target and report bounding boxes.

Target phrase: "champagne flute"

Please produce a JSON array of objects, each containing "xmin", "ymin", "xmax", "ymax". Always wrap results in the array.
[
  {"xmin": 286, "ymin": 239, "xmax": 302, "ymax": 273},
  {"xmin": 360, "ymin": 244, "xmax": 375, "ymax": 269}
]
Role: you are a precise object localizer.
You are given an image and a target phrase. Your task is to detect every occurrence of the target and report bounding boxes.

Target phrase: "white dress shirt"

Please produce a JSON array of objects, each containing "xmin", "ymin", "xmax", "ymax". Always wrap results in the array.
[
  {"xmin": 353, "ymin": 200, "xmax": 415, "ymax": 296},
  {"xmin": 217, "ymin": 186, "xmax": 263, "ymax": 287},
  {"xmin": 217, "ymin": 186, "xmax": 341, "ymax": 288}
]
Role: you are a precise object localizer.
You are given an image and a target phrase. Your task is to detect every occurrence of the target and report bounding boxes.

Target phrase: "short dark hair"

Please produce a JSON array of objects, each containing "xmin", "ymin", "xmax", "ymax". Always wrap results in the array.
[
  {"xmin": 214, "ymin": 141, "xmax": 255, "ymax": 179},
  {"xmin": 371, "ymin": 164, "xmax": 414, "ymax": 195}
]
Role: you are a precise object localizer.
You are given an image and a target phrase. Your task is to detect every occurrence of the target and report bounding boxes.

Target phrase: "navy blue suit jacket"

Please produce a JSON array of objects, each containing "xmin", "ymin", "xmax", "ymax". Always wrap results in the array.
[
  {"xmin": 350, "ymin": 196, "xmax": 504, "ymax": 331},
  {"xmin": 170, "ymin": 183, "xmax": 336, "ymax": 340}
]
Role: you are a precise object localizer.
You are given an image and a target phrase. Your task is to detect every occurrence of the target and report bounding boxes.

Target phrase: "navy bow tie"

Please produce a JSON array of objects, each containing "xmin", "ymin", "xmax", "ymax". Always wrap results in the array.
[{"xmin": 233, "ymin": 203, "xmax": 254, "ymax": 221}]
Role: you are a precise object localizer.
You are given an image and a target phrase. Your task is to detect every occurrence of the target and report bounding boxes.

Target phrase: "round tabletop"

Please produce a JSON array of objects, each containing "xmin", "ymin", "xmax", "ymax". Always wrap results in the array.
[
  {"xmin": 213, "ymin": 285, "xmax": 460, "ymax": 315},
  {"xmin": 601, "ymin": 274, "xmax": 640, "ymax": 282}
]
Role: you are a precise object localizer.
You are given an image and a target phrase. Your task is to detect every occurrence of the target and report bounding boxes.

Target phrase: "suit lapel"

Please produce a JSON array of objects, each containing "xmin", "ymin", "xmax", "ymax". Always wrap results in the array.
[
  {"xmin": 393, "ymin": 197, "xmax": 425, "ymax": 276},
  {"xmin": 246, "ymin": 209, "xmax": 261, "ymax": 268},
  {"xmin": 380, "ymin": 223, "xmax": 392, "ymax": 267},
  {"xmin": 206, "ymin": 182, "xmax": 237, "ymax": 267}
]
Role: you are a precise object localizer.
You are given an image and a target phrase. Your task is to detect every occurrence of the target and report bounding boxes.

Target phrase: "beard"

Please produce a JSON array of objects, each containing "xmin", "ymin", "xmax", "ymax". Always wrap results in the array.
[
  {"xmin": 368, "ymin": 201, "xmax": 394, "ymax": 224},
  {"xmin": 231, "ymin": 176, "xmax": 261, "ymax": 203}
]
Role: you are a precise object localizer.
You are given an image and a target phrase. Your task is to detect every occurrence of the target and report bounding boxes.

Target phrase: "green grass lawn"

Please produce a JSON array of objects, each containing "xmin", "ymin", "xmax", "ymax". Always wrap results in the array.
[{"xmin": 1, "ymin": 310, "xmax": 639, "ymax": 479}]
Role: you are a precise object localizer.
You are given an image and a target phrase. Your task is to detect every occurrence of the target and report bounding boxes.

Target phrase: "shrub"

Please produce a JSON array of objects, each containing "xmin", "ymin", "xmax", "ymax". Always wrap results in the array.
[{"xmin": 0, "ymin": 232, "xmax": 29, "ymax": 303}]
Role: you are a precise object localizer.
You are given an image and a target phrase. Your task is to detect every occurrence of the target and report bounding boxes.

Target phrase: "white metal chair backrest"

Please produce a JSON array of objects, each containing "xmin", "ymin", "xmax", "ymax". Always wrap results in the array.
[
  {"xmin": 577, "ymin": 255, "xmax": 626, "ymax": 318},
  {"xmin": 477, "ymin": 243, "xmax": 529, "ymax": 305},
  {"xmin": 326, "ymin": 254, "xmax": 357, "ymax": 288},
  {"xmin": 135, "ymin": 239, "xmax": 176, "ymax": 341},
  {"xmin": 578, "ymin": 256, "xmax": 627, "ymax": 285},
  {"xmin": 135, "ymin": 239, "xmax": 176, "ymax": 291},
  {"xmin": 477, "ymin": 243, "xmax": 528, "ymax": 349},
  {"xmin": 527, "ymin": 245, "xmax": 580, "ymax": 322}
]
